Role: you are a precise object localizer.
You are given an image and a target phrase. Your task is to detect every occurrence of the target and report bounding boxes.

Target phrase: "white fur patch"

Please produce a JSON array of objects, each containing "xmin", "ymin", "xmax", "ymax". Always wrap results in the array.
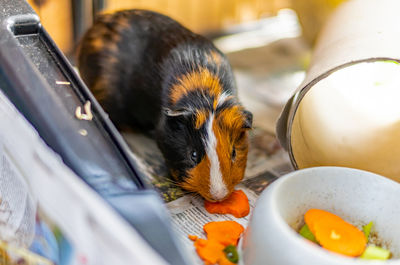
[
  {"xmin": 216, "ymin": 92, "xmax": 231, "ymax": 108},
  {"xmin": 205, "ymin": 114, "xmax": 228, "ymax": 200}
]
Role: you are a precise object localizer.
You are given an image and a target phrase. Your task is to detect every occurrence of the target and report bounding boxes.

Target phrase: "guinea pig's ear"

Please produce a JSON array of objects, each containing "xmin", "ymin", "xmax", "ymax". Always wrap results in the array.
[
  {"xmin": 164, "ymin": 108, "xmax": 192, "ymax": 117},
  {"xmin": 242, "ymin": 109, "xmax": 253, "ymax": 129},
  {"xmin": 163, "ymin": 108, "xmax": 193, "ymax": 127}
]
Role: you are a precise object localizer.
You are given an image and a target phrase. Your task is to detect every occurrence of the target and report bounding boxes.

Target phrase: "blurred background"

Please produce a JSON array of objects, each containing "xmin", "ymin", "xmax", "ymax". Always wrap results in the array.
[
  {"xmin": 26, "ymin": 0, "xmax": 344, "ymax": 54},
  {"xmin": 23, "ymin": 0, "xmax": 347, "ymax": 183}
]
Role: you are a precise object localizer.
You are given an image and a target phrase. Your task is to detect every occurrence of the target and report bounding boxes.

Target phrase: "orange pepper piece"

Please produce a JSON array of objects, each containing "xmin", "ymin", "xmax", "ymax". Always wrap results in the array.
[
  {"xmin": 204, "ymin": 190, "xmax": 250, "ymax": 218},
  {"xmin": 188, "ymin": 234, "xmax": 198, "ymax": 241},
  {"xmin": 204, "ymin": 221, "xmax": 244, "ymax": 246},
  {"xmin": 192, "ymin": 220, "xmax": 244, "ymax": 265},
  {"xmin": 194, "ymin": 238, "xmax": 225, "ymax": 264},
  {"xmin": 305, "ymin": 209, "xmax": 367, "ymax": 257}
]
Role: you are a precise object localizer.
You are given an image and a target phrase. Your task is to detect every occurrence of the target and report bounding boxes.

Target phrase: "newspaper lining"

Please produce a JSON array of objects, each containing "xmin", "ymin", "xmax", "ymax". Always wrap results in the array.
[{"xmin": 167, "ymin": 187, "xmax": 258, "ymax": 265}]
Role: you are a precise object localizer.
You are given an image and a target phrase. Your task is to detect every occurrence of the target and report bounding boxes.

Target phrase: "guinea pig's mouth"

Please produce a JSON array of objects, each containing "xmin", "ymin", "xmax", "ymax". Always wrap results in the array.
[
  {"xmin": 204, "ymin": 197, "xmax": 225, "ymax": 202},
  {"xmin": 178, "ymin": 171, "xmax": 234, "ymax": 202},
  {"xmin": 201, "ymin": 189, "xmax": 233, "ymax": 202}
]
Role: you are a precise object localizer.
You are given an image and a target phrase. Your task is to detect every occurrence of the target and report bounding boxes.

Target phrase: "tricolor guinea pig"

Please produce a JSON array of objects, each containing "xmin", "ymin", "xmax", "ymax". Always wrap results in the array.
[{"xmin": 77, "ymin": 9, "xmax": 253, "ymax": 201}]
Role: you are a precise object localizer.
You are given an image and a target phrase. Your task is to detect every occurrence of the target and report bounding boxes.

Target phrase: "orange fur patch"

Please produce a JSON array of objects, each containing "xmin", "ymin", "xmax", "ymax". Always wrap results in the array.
[
  {"xmin": 218, "ymin": 106, "xmax": 245, "ymax": 130},
  {"xmin": 182, "ymin": 156, "xmax": 213, "ymax": 201},
  {"xmin": 116, "ymin": 16, "xmax": 130, "ymax": 30},
  {"xmin": 170, "ymin": 68, "xmax": 222, "ymax": 105},
  {"xmin": 206, "ymin": 51, "xmax": 222, "ymax": 65},
  {"xmin": 213, "ymin": 98, "xmax": 218, "ymax": 110},
  {"xmin": 84, "ymin": 25, "xmax": 119, "ymax": 54},
  {"xmin": 90, "ymin": 38, "xmax": 105, "ymax": 51},
  {"xmin": 170, "ymin": 169, "xmax": 180, "ymax": 181},
  {"xmin": 213, "ymin": 111, "xmax": 249, "ymax": 191},
  {"xmin": 213, "ymin": 118, "xmax": 233, "ymax": 190},
  {"xmin": 106, "ymin": 55, "xmax": 118, "ymax": 64},
  {"xmin": 91, "ymin": 78, "xmax": 109, "ymax": 101},
  {"xmin": 85, "ymin": 12, "xmax": 132, "ymax": 54},
  {"xmin": 195, "ymin": 110, "xmax": 209, "ymax": 129},
  {"xmin": 182, "ymin": 110, "xmax": 249, "ymax": 201},
  {"xmin": 98, "ymin": 12, "xmax": 114, "ymax": 20}
]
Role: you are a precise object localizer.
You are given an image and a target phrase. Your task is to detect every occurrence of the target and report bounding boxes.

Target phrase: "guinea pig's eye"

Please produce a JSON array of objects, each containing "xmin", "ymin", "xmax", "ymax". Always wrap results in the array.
[
  {"xmin": 231, "ymin": 147, "xmax": 236, "ymax": 161},
  {"xmin": 191, "ymin": 151, "xmax": 198, "ymax": 162}
]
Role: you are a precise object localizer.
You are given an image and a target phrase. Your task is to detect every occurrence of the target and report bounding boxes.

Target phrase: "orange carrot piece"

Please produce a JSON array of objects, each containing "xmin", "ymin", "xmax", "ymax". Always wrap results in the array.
[
  {"xmin": 305, "ymin": 209, "xmax": 342, "ymax": 235},
  {"xmin": 188, "ymin": 235, "xmax": 198, "ymax": 241},
  {"xmin": 194, "ymin": 238, "xmax": 225, "ymax": 264},
  {"xmin": 204, "ymin": 221, "xmax": 244, "ymax": 246},
  {"xmin": 204, "ymin": 190, "xmax": 250, "ymax": 218},
  {"xmin": 191, "ymin": 220, "xmax": 244, "ymax": 264},
  {"xmin": 194, "ymin": 239, "xmax": 237, "ymax": 265},
  {"xmin": 304, "ymin": 209, "xmax": 367, "ymax": 257}
]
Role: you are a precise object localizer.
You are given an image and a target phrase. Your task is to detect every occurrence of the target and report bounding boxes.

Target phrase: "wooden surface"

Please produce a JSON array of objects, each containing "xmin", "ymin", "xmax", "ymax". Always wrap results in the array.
[
  {"xmin": 104, "ymin": 0, "xmax": 290, "ymax": 33},
  {"xmin": 26, "ymin": 0, "xmax": 74, "ymax": 53}
]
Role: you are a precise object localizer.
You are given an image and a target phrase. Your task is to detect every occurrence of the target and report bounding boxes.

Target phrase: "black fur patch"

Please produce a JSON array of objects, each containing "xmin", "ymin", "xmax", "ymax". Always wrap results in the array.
[{"xmin": 156, "ymin": 112, "xmax": 208, "ymax": 181}]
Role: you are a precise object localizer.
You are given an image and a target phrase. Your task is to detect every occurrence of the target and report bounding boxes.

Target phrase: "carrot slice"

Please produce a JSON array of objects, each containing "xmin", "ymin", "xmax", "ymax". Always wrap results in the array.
[
  {"xmin": 194, "ymin": 238, "xmax": 225, "ymax": 264},
  {"xmin": 194, "ymin": 239, "xmax": 237, "ymax": 265},
  {"xmin": 192, "ymin": 220, "xmax": 244, "ymax": 264},
  {"xmin": 305, "ymin": 209, "xmax": 343, "ymax": 235},
  {"xmin": 204, "ymin": 190, "xmax": 250, "ymax": 218},
  {"xmin": 188, "ymin": 234, "xmax": 198, "ymax": 241},
  {"xmin": 204, "ymin": 221, "xmax": 244, "ymax": 246},
  {"xmin": 304, "ymin": 209, "xmax": 367, "ymax": 257}
]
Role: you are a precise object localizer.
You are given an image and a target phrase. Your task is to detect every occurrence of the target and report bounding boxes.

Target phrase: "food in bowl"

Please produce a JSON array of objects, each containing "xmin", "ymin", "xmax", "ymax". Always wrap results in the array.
[
  {"xmin": 241, "ymin": 167, "xmax": 400, "ymax": 265},
  {"xmin": 299, "ymin": 209, "xmax": 391, "ymax": 260}
]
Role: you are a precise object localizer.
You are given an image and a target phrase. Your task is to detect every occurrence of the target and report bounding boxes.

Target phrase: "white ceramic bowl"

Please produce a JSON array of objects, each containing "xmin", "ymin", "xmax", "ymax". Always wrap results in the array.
[{"xmin": 241, "ymin": 166, "xmax": 400, "ymax": 265}]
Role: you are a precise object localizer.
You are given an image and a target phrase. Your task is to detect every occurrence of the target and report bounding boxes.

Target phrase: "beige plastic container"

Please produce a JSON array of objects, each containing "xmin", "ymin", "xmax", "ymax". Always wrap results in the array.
[{"xmin": 276, "ymin": 0, "xmax": 400, "ymax": 182}]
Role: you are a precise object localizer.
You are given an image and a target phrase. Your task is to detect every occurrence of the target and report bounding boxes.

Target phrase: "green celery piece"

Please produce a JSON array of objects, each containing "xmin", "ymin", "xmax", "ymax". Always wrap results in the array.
[
  {"xmin": 360, "ymin": 245, "xmax": 391, "ymax": 260},
  {"xmin": 363, "ymin": 221, "xmax": 373, "ymax": 241},
  {"xmin": 223, "ymin": 245, "xmax": 239, "ymax": 263},
  {"xmin": 299, "ymin": 224, "xmax": 318, "ymax": 244}
]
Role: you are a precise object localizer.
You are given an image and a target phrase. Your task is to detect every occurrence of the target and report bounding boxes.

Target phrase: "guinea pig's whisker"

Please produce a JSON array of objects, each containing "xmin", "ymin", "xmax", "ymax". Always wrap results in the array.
[
  {"xmin": 191, "ymin": 193, "xmax": 202, "ymax": 200},
  {"xmin": 164, "ymin": 178, "xmax": 181, "ymax": 186}
]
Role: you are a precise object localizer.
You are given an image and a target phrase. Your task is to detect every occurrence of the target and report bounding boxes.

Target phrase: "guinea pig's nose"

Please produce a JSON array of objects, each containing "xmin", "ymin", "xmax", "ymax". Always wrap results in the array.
[{"xmin": 210, "ymin": 186, "xmax": 229, "ymax": 201}]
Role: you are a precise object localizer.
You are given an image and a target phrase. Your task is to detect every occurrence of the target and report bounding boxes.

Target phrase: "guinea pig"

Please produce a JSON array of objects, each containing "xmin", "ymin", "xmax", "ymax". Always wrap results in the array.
[{"xmin": 77, "ymin": 9, "xmax": 253, "ymax": 202}]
